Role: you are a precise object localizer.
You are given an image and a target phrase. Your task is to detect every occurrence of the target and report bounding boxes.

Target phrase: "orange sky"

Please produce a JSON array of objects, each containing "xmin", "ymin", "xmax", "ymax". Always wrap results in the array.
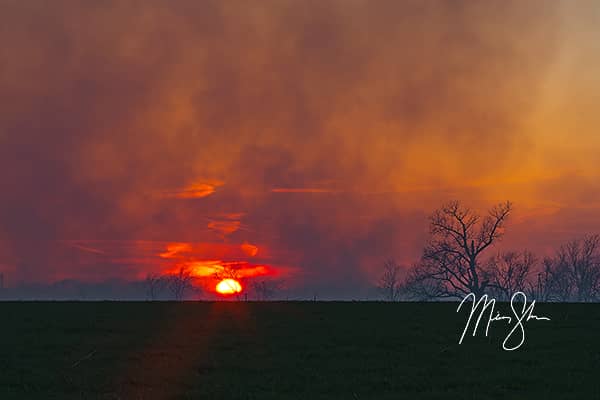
[{"xmin": 0, "ymin": 1, "xmax": 599, "ymax": 297}]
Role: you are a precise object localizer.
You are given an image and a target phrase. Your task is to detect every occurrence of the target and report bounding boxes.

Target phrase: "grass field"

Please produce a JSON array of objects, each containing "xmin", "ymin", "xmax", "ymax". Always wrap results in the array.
[{"xmin": 0, "ymin": 301, "xmax": 598, "ymax": 399}]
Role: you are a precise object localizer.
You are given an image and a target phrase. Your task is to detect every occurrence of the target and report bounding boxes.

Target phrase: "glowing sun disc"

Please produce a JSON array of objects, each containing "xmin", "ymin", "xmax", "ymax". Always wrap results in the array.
[{"xmin": 216, "ymin": 279, "xmax": 242, "ymax": 294}]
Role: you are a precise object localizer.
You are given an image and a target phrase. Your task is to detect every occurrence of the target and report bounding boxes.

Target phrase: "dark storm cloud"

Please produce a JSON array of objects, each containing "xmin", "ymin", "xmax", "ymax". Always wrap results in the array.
[{"xmin": 0, "ymin": 1, "xmax": 560, "ymax": 291}]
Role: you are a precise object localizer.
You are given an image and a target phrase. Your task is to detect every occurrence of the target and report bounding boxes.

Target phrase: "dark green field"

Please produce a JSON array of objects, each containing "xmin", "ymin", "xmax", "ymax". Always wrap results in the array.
[{"xmin": 0, "ymin": 302, "xmax": 598, "ymax": 399}]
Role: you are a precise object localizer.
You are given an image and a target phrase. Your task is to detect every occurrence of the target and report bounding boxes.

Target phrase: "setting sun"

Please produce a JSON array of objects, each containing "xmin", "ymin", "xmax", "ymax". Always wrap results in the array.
[{"xmin": 216, "ymin": 279, "xmax": 242, "ymax": 295}]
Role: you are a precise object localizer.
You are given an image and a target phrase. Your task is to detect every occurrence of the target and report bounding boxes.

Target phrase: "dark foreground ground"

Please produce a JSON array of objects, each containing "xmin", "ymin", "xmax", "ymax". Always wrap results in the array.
[{"xmin": 0, "ymin": 302, "xmax": 598, "ymax": 399}]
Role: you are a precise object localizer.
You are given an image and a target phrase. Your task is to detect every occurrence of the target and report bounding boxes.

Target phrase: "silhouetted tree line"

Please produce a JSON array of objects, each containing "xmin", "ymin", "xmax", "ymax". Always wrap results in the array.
[
  {"xmin": 378, "ymin": 201, "xmax": 600, "ymax": 302},
  {"xmin": 144, "ymin": 267, "xmax": 196, "ymax": 300},
  {"xmin": 143, "ymin": 264, "xmax": 285, "ymax": 301}
]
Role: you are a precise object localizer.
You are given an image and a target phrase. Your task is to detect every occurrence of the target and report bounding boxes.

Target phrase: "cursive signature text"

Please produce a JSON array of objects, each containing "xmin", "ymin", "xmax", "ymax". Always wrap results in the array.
[{"xmin": 456, "ymin": 291, "xmax": 550, "ymax": 351}]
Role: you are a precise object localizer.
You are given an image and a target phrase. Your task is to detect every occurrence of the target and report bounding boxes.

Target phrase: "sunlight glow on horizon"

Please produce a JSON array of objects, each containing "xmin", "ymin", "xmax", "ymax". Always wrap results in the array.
[{"xmin": 216, "ymin": 279, "xmax": 243, "ymax": 295}]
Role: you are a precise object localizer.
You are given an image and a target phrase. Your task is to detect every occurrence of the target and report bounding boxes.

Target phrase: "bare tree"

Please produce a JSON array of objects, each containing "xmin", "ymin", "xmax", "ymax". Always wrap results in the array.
[
  {"xmin": 168, "ymin": 267, "xmax": 195, "ymax": 301},
  {"xmin": 213, "ymin": 263, "xmax": 243, "ymax": 300},
  {"xmin": 404, "ymin": 260, "xmax": 458, "ymax": 301},
  {"xmin": 548, "ymin": 257, "xmax": 573, "ymax": 302},
  {"xmin": 377, "ymin": 259, "xmax": 403, "ymax": 301},
  {"xmin": 552, "ymin": 235, "xmax": 600, "ymax": 302},
  {"xmin": 213, "ymin": 264, "xmax": 240, "ymax": 280},
  {"xmin": 144, "ymin": 273, "xmax": 167, "ymax": 300},
  {"xmin": 526, "ymin": 236, "xmax": 600, "ymax": 303},
  {"xmin": 527, "ymin": 258, "xmax": 552, "ymax": 302},
  {"xmin": 527, "ymin": 257, "xmax": 569, "ymax": 302},
  {"xmin": 488, "ymin": 251, "xmax": 535, "ymax": 301},
  {"xmin": 252, "ymin": 279, "xmax": 283, "ymax": 301},
  {"xmin": 405, "ymin": 201, "xmax": 512, "ymax": 300}
]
